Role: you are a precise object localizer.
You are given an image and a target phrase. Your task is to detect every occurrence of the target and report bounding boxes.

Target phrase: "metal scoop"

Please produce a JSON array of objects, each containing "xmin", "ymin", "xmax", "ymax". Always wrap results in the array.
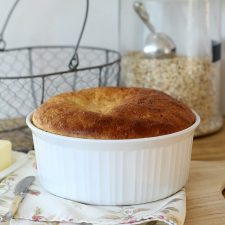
[{"xmin": 133, "ymin": 1, "xmax": 176, "ymax": 59}]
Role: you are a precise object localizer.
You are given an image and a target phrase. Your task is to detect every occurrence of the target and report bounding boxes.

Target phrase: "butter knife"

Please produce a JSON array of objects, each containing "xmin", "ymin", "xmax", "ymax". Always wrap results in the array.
[{"xmin": 0, "ymin": 176, "xmax": 35, "ymax": 222}]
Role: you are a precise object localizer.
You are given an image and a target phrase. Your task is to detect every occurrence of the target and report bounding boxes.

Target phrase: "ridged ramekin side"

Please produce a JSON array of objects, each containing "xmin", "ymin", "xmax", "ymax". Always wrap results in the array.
[{"xmin": 32, "ymin": 128, "xmax": 194, "ymax": 205}]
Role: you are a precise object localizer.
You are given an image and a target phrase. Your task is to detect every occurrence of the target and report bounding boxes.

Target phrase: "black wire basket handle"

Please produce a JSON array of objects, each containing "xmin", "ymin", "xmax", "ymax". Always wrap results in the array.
[{"xmin": 0, "ymin": 0, "xmax": 89, "ymax": 70}]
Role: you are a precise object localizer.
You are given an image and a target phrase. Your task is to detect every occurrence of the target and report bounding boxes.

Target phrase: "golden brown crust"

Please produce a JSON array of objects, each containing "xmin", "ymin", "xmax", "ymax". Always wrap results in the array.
[{"xmin": 32, "ymin": 87, "xmax": 196, "ymax": 139}]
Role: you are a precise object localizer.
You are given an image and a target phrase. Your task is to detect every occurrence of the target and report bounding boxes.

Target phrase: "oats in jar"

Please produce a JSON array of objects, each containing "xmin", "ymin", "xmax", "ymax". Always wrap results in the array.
[{"xmin": 121, "ymin": 51, "xmax": 223, "ymax": 136}]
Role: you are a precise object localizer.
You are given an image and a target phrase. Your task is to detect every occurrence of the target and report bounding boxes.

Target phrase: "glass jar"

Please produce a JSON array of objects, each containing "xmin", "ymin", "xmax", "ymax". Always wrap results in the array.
[{"xmin": 119, "ymin": 0, "xmax": 223, "ymax": 136}]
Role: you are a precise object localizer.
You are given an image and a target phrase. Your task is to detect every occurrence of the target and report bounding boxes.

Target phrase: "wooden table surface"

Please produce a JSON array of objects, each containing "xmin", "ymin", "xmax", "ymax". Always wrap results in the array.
[
  {"xmin": 192, "ymin": 126, "xmax": 225, "ymax": 161},
  {"xmin": 185, "ymin": 124, "xmax": 225, "ymax": 225}
]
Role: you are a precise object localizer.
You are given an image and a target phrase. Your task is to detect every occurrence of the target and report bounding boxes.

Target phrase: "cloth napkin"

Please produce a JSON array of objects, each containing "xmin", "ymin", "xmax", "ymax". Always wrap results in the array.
[{"xmin": 0, "ymin": 151, "xmax": 186, "ymax": 225}]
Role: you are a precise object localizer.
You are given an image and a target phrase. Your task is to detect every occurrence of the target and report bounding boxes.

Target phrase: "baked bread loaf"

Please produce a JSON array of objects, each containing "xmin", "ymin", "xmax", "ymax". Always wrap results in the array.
[{"xmin": 32, "ymin": 87, "xmax": 195, "ymax": 139}]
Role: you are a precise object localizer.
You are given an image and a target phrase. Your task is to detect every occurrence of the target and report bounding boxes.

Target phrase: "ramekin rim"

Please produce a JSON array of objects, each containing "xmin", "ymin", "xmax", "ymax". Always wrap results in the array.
[{"xmin": 26, "ymin": 111, "xmax": 200, "ymax": 143}]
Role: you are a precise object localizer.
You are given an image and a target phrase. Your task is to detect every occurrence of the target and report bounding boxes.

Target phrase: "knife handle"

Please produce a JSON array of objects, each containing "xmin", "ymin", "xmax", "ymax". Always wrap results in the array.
[
  {"xmin": 0, "ymin": 195, "xmax": 23, "ymax": 222},
  {"xmin": 10, "ymin": 195, "xmax": 23, "ymax": 217}
]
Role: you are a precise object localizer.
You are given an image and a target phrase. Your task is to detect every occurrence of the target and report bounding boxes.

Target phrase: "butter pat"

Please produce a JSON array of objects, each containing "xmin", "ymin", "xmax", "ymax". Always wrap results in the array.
[{"xmin": 0, "ymin": 140, "xmax": 12, "ymax": 171}]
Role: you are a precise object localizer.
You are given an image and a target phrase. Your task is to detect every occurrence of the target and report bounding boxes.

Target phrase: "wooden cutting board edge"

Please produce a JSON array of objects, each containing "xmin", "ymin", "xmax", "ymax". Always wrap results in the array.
[{"xmin": 185, "ymin": 160, "xmax": 225, "ymax": 225}]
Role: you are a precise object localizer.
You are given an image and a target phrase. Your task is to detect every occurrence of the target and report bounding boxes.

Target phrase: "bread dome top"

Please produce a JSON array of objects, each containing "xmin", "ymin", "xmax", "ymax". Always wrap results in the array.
[{"xmin": 32, "ymin": 87, "xmax": 195, "ymax": 139}]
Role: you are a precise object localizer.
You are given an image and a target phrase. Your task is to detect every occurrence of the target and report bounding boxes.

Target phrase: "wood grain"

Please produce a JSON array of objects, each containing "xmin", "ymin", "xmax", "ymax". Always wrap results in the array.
[
  {"xmin": 185, "ymin": 160, "xmax": 225, "ymax": 225},
  {"xmin": 192, "ymin": 124, "xmax": 225, "ymax": 160}
]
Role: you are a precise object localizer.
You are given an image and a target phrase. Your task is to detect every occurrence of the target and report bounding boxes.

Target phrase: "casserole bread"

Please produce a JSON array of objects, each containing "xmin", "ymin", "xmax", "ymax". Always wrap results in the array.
[{"xmin": 32, "ymin": 87, "xmax": 195, "ymax": 139}]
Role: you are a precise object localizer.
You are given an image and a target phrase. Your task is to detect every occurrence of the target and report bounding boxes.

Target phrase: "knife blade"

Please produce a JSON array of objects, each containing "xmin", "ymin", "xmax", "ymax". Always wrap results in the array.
[
  {"xmin": 14, "ymin": 176, "xmax": 35, "ymax": 197},
  {"xmin": 0, "ymin": 176, "xmax": 35, "ymax": 222}
]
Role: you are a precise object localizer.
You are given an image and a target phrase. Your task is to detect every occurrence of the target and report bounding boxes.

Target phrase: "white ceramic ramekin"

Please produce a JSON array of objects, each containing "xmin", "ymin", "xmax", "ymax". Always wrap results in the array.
[{"xmin": 26, "ymin": 112, "xmax": 200, "ymax": 205}]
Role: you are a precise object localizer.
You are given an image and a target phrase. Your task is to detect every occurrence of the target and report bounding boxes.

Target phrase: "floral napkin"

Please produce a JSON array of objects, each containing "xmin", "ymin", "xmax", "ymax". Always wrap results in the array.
[{"xmin": 0, "ymin": 151, "xmax": 186, "ymax": 225}]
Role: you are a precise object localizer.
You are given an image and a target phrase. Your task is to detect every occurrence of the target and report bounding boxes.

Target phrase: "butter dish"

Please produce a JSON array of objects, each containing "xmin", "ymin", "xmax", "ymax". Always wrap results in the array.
[{"xmin": 0, "ymin": 152, "xmax": 28, "ymax": 181}]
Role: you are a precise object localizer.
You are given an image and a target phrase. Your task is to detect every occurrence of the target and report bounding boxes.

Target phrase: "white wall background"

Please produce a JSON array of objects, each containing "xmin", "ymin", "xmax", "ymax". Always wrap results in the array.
[
  {"xmin": 0, "ymin": 0, "xmax": 119, "ymax": 49},
  {"xmin": 0, "ymin": 0, "xmax": 225, "ymax": 113}
]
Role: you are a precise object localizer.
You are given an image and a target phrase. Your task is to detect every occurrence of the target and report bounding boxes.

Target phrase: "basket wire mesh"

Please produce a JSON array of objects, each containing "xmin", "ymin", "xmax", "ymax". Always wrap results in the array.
[{"xmin": 0, "ymin": 0, "xmax": 121, "ymax": 151}]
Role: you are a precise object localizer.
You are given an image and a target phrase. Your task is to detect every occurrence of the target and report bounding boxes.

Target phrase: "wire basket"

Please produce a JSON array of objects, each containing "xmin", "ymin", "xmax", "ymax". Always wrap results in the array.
[{"xmin": 0, "ymin": 0, "xmax": 121, "ymax": 151}]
